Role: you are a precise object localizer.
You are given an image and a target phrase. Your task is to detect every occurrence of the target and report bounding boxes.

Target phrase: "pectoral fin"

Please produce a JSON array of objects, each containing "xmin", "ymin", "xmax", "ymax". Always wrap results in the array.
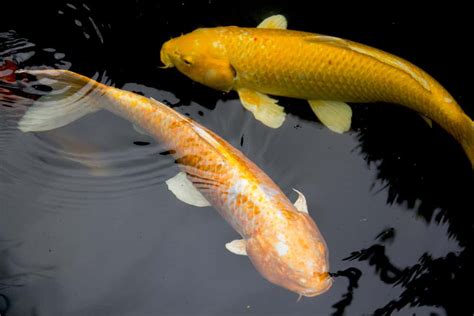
[
  {"xmin": 308, "ymin": 100, "xmax": 352, "ymax": 133},
  {"xmin": 238, "ymin": 89, "xmax": 286, "ymax": 128},
  {"xmin": 292, "ymin": 188, "xmax": 308, "ymax": 214},
  {"xmin": 257, "ymin": 15, "xmax": 288, "ymax": 29},
  {"xmin": 165, "ymin": 172, "xmax": 211, "ymax": 207},
  {"xmin": 225, "ymin": 239, "xmax": 247, "ymax": 256}
]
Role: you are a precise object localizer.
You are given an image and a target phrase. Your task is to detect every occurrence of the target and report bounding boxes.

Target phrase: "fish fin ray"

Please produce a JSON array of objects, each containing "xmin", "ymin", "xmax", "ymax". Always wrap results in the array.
[
  {"xmin": 257, "ymin": 15, "xmax": 288, "ymax": 29},
  {"xmin": 166, "ymin": 172, "xmax": 211, "ymax": 207},
  {"xmin": 237, "ymin": 88, "xmax": 286, "ymax": 128},
  {"xmin": 308, "ymin": 100, "xmax": 352, "ymax": 133},
  {"xmin": 17, "ymin": 69, "xmax": 103, "ymax": 132},
  {"xmin": 225, "ymin": 239, "xmax": 247, "ymax": 255}
]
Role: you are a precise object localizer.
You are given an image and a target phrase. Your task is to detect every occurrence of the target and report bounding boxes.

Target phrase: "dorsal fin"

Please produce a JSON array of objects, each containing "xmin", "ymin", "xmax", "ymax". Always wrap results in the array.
[
  {"xmin": 257, "ymin": 15, "xmax": 288, "ymax": 29},
  {"xmin": 305, "ymin": 35, "xmax": 431, "ymax": 92}
]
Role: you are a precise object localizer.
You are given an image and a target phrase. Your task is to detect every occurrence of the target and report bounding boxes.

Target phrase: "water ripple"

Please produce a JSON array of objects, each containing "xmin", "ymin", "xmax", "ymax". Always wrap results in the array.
[
  {"xmin": 1, "ymin": 107, "xmax": 174, "ymax": 208},
  {"xmin": 1, "ymin": 37, "xmax": 176, "ymax": 210}
]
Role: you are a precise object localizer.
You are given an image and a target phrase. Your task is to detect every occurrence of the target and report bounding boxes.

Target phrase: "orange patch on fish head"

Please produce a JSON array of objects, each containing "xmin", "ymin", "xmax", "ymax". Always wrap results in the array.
[
  {"xmin": 246, "ymin": 212, "xmax": 331, "ymax": 297},
  {"xmin": 160, "ymin": 28, "xmax": 236, "ymax": 92}
]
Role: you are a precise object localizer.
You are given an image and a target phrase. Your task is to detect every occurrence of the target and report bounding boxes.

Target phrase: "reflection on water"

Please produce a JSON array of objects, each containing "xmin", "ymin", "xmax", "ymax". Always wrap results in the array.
[
  {"xmin": 341, "ymin": 106, "xmax": 474, "ymax": 315},
  {"xmin": 329, "ymin": 267, "xmax": 361, "ymax": 316},
  {"xmin": 1, "ymin": 1, "xmax": 473, "ymax": 315}
]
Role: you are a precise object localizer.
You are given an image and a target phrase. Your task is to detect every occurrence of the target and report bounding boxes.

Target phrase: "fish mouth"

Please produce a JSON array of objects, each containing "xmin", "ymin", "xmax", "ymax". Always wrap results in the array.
[
  {"xmin": 159, "ymin": 43, "xmax": 174, "ymax": 68},
  {"xmin": 301, "ymin": 276, "xmax": 333, "ymax": 297}
]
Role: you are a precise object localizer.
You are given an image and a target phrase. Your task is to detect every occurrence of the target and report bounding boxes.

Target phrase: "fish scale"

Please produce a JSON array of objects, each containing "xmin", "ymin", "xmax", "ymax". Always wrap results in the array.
[
  {"xmin": 18, "ymin": 66, "xmax": 332, "ymax": 295},
  {"xmin": 125, "ymin": 93, "xmax": 292, "ymax": 233},
  {"xmin": 161, "ymin": 18, "xmax": 473, "ymax": 166},
  {"xmin": 227, "ymin": 28, "xmax": 428, "ymax": 102}
]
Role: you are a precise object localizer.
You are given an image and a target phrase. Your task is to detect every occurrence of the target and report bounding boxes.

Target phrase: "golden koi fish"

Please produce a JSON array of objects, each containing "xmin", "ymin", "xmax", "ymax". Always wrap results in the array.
[
  {"xmin": 16, "ymin": 69, "xmax": 332, "ymax": 297},
  {"xmin": 160, "ymin": 15, "xmax": 474, "ymax": 167}
]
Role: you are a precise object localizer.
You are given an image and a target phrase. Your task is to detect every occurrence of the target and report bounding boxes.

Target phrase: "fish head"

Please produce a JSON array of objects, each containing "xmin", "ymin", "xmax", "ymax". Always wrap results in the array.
[
  {"xmin": 160, "ymin": 28, "xmax": 235, "ymax": 92},
  {"xmin": 246, "ymin": 210, "xmax": 332, "ymax": 297}
]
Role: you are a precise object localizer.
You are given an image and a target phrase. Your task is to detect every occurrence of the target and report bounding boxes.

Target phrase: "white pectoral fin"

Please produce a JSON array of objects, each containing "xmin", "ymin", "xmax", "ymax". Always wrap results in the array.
[
  {"xmin": 292, "ymin": 188, "xmax": 308, "ymax": 214},
  {"xmin": 238, "ymin": 89, "xmax": 286, "ymax": 128},
  {"xmin": 17, "ymin": 69, "xmax": 102, "ymax": 132},
  {"xmin": 225, "ymin": 239, "xmax": 247, "ymax": 256},
  {"xmin": 257, "ymin": 15, "xmax": 288, "ymax": 29},
  {"xmin": 165, "ymin": 172, "xmax": 211, "ymax": 207},
  {"xmin": 308, "ymin": 100, "xmax": 352, "ymax": 134}
]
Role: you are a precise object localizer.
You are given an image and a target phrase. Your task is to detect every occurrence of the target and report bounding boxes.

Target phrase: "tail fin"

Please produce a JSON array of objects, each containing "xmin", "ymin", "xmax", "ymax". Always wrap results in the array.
[{"xmin": 16, "ymin": 69, "xmax": 104, "ymax": 132}]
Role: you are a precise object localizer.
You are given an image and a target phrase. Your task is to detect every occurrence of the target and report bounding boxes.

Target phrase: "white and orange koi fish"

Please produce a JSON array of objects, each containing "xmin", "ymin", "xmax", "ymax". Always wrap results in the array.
[{"xmin": 16, "ymin": 69, "xmax": 332, "ymax": 297}]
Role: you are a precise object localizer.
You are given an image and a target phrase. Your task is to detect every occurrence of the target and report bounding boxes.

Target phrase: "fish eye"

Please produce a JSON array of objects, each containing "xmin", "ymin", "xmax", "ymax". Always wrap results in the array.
[
  {"xmin": 172, "ymin": 51, "xmax": 194, "ymax": 66},
  {"xmin": 181, "ymin": 56, "xmax": 193, "ymax": 66}
]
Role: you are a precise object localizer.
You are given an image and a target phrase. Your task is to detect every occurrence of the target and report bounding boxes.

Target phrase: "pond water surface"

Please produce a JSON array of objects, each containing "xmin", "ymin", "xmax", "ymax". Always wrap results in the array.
[{"xmin": 1, "ymin": 1, "xmax": 473, "ymax": 315}]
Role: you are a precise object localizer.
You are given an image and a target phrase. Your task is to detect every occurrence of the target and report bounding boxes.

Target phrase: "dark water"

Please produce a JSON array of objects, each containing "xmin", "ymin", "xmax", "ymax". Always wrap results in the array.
[{"xmin": 1, "ymin": 1, "xmax": 473, "ymax": 315}]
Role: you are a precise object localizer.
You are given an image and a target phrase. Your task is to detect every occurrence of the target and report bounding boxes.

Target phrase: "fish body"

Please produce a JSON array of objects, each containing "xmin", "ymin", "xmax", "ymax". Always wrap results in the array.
[
  {"xmin": 161, "ymin": 15, "xmax": 474, "ymax": 167},
  {"xmin": 17, "ymin": 69, "xmax": 332, "ymax": 297}
]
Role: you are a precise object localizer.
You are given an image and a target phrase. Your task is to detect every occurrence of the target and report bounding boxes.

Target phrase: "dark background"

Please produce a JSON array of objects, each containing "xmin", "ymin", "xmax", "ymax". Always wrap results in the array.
[{"xmin": 1, "ymin": 1, "xmax": 473, "ymax": 315}]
